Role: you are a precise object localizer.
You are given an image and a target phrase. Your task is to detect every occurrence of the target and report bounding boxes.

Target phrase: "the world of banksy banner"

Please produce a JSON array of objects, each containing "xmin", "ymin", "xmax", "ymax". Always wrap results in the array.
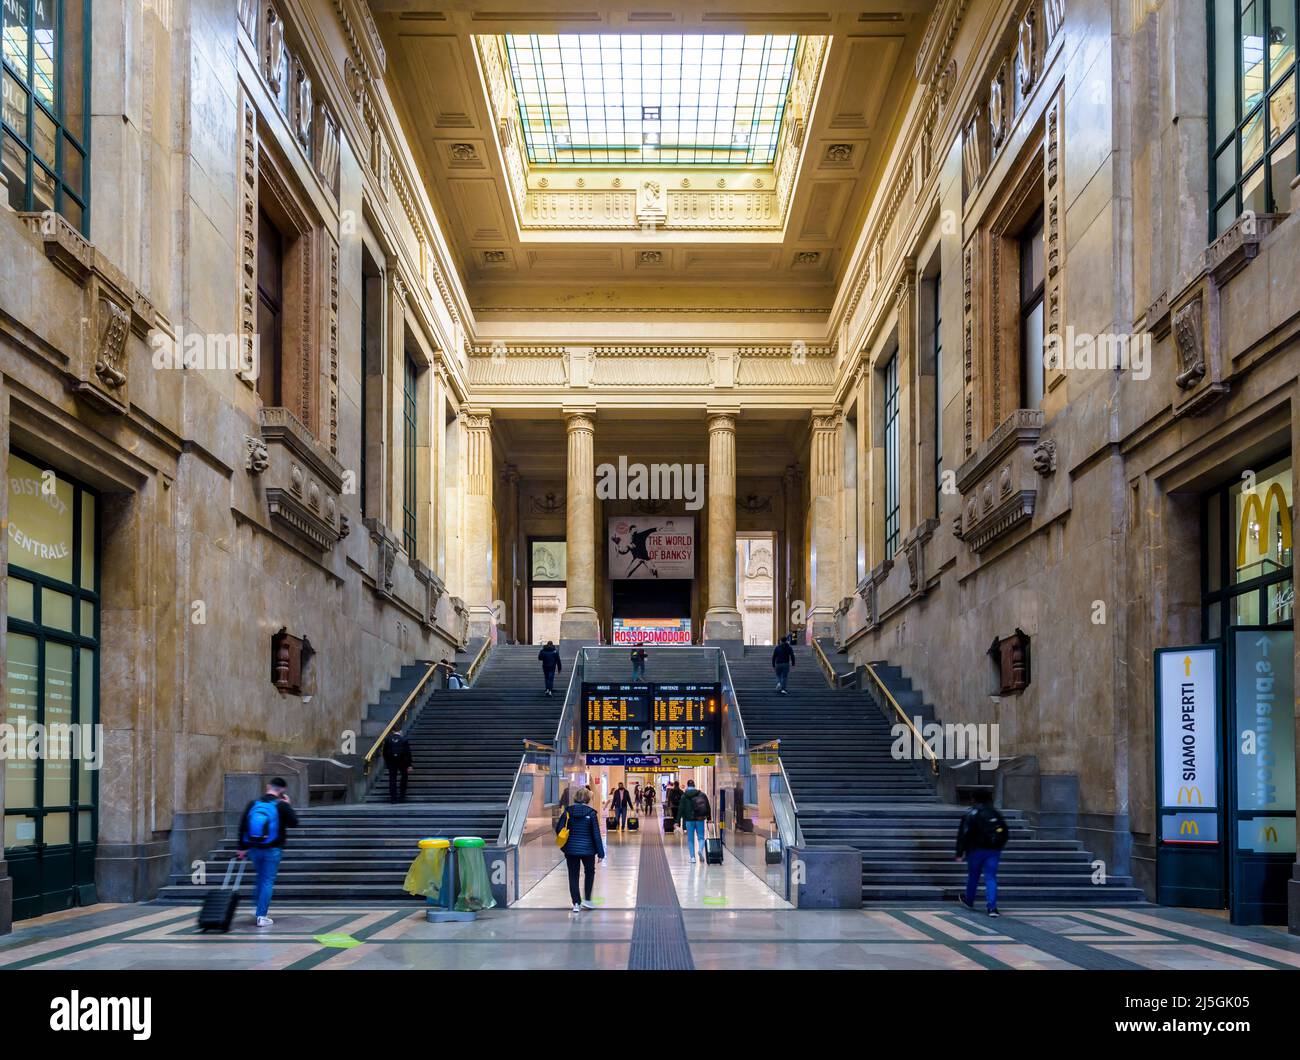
[{"xmin": 607, "ymin": 516, "xmax": 694, "ymax": 580}]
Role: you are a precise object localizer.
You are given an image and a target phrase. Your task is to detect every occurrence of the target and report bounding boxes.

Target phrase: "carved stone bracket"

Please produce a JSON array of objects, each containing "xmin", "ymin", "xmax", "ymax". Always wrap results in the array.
[
  {"xmin": 20, "ymin": 211, "xmax": 160, "ymax": 415},
  {"xmin": 1031, "ymin": 438, "xmax": 1057, "ymax": 475},
  {"xmin": 365, "ymin": 517, "xmax": 400, "ymax": 597},
  {"xmin": 1206, "ymin": 212, "xmax": 1287, "ymax": 286},
  {"xmin": 955, "ymin": 409, "xmax": 1044, "ymax": 554},
  {"xmin": 412, "ymin": 560, "xmax": 446, "ymax": 631},
  {"xmin": 259, "ymin": 406, "xmax": 347, "ymax": 550}
]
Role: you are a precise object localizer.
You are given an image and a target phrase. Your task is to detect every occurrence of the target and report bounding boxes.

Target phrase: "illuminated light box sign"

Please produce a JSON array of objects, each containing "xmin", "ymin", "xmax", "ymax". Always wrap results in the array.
[
  {"xmin": 608, "ymin": 516, "xmax": 694, "ymax": 580},
  {"xmin": 582, "ymin": 682, "xmax": 721, "ymax": 761},
  {"xmin": 612, "ymin": 617, "xmax": 692, "ymax": 645},
  {"xmin": 1158, "ymin": 647, "xmax": 1219, "ymax": 813}
]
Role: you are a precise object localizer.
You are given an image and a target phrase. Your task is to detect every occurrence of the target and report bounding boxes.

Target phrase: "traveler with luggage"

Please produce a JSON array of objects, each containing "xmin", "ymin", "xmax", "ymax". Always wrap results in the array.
[
  {"xmin": 609, "ymin": 782, "xmax": 633, "ymax": 832},
  {"xmin": 955, "ymin": 789, "xmax": 1010, "ymax": 917},
  {"xmin": 643, "ymin": 784, "xmax": 655, "ymax": 816},
  {"xmin": 666, "ymin": 780, "xmax": 683, "ymax": 819},
  {"xmin": 235, "ymin": 777, "xmax": 299, "ymax": 927},
  {"xmin": 675, "ymin": 778, "xmax": 712, "ymax": 863},
  {"xmin": 631, "ymin": 642, "xmax": 648, "ymax": 681},
  {"xmin": 772, "ymin": 637, "xmax": 796, "ymax": 695},
  {"xmin": 382, "ymin": 730, "xmax": 414, "ymax": 803},
  {"xmin": 555, "ymin": 786, "xmax": 605, "ymax": 913},
  {"xmin": 538, "ymin": 641, "xmax": 562, "ymax": 696}
]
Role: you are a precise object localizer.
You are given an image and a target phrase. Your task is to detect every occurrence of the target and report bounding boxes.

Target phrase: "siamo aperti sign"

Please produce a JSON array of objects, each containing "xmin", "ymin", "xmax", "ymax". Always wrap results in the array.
[{"xmin": 1158, "ymin": 647, "xmax": 1219, "ymax": 812}]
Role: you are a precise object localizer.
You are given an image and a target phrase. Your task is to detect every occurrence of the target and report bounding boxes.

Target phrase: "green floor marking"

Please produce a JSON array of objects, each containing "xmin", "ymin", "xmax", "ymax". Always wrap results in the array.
[
  {"xmin": 702, "ymin": 896, "xmax": 728, "ymax": 906},
  {"xmin": 313, "ymin": 933, "xmax": 362, "ymax": 949}
]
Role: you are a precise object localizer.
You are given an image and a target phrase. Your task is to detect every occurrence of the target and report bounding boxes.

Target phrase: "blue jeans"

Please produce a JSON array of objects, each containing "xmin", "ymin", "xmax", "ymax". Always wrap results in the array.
[
  {"xmin": 684, "ymin": 819, "xmax": 706, "ymax": 859},
  {"xmin": 774, "ymin": 664, "xmax": 790, "ymax": 692},
  {"xmin": 632, "ymin": 662, "xmax": 645, "ymax": 681},
  {"xmin": 615, "ymin": 804, "xmax": 628, "ymax": 828},
  {"xmin": 543, "ymin": 668, "xmax": 557, "ymax": 692},
  {"xmin": 964, "ymin": 848, "xmax": 1001, "ymax": 910},
  {"xmin": 249, "ymin": 846, "xmax": 283, "ymax": 919}
]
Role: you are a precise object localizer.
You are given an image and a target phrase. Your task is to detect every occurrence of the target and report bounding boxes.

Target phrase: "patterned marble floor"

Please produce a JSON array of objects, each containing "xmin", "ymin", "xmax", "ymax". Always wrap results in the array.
[
  {"xmin": 3, "ymin": 895, "xmax": 1300, "ymax": 971},
  {"xmin": 513, "ymin": 817, "xmax": 791, "ymax": 911}
]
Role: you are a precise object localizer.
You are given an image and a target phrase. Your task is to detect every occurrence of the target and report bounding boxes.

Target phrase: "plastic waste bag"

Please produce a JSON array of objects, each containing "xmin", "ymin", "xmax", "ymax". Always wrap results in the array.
[
  {"xmin": 454, "ymin": 845, "xmax": 498, "ymax": 912},
  {"xmin": 403, "ymin": 847, "xmax": 448, "ymax": 902}
]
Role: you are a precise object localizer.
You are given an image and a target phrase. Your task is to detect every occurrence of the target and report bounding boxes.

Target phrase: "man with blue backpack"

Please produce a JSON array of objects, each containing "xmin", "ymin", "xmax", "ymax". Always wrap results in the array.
[{"xmin": 236, "ymin": 777, "xmax": 299, "ymax": 927}]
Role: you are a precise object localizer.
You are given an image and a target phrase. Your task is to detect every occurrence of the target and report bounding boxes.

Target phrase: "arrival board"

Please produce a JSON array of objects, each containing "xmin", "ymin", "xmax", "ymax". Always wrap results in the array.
[{"xmin": 582, "ymin": 682, "xmax": 721, "ymax": 761}]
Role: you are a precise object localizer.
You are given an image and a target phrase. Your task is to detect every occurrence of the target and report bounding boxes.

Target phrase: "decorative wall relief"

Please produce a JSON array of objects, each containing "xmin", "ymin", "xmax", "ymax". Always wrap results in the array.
[
  {"xmin": 1172, "ymin": 295, "xmax": 1206, "ymax": 390},
  {"xmin": 94, "ymin": 298, "xmax": 130, "ymax": 389},
  {"xmin": 1043, "ymin": 91, "xmax": 1066, "ymax": 391},
  {"xmin": 245, "ymin": 435, "xmax": 270, "ymax": 474},
  {"xmin": 238, "ymin": 98, "xmax": 259, "ymax": 387},
  {"xmin": 1016, "ymin": 7, "xmax": 1037, "ymax": 96},
  {"xmin": 259, "ymin": 407, "xmax": 348, "ymax": 550},
  {"xmin": 955, "ymin": 409, "xmax": 1044, "ymax": 553},
  {"xmin": 989, "ymin": 65, "xmax": 1008, "ymax": 150}
]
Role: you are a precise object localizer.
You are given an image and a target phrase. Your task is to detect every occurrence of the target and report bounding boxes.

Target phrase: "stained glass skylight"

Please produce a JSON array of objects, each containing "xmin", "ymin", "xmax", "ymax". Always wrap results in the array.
[{"xmin": 503, "ymin": 34, "xmax": 800, "ymax": 166}]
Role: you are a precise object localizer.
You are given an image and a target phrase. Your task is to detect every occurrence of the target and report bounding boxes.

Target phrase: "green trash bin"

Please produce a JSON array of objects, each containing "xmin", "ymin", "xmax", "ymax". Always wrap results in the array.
[{"xmin": 452, "ymin": 836, "xmax": 497, "ymax": 912}]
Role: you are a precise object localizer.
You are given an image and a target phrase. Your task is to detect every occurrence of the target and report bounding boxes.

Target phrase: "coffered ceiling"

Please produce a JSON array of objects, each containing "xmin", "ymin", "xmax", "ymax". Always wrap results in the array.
[{"xmin": 372, "ymin": 1, "xmax": 932, "ymax": 315}]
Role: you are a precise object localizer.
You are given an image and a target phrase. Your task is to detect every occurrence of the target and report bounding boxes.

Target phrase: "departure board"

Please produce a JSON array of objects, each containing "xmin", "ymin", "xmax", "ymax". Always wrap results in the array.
[
  {"xmin": 582, "ymin": 682, "xmax": 721, "ymax": 761},
  {"xmin": 583, "ymin": 684, "xmax": 655, "ymax": 755}
]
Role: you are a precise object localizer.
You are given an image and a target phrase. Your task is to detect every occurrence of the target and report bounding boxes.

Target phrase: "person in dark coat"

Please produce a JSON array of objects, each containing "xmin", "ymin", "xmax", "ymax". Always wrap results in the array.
[
  {"xmin": 235, "ymin": 777, "xmax": 299, "ymax": 928},
  {"xmin": 538, "ymin": 641, "xmax": 562, "ymax": 696},
  {"xmin": 772, "ymin": 637, "xmax": 796, "ymax": 695},
  {"xmin": 675, "ymin": 778, "xmax": 712, "ymax": 863},
  {"xmin": 555, "ymin": 786, "xmax": 605, "ymax": 912},
  {"xmin": 382, "ymin": 730, "xmax": 414, "ymax": 803},
  {"xmin": 666, "ymin": 780, "xmax": 684, "ymax": 819},
  {"xmin": 631, "ymin": 642, "xmax": 648, "ymax": 681},
  {"xmin": 609, "ymin": 782, "xmax": 633, "ymax": 832},
  {"xmin": 955, "ymin": 789, "xmax": 1010, "ymax": 917}
]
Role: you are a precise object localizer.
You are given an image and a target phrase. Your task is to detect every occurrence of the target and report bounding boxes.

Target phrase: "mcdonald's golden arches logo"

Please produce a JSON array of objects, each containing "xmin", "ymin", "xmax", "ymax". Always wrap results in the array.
[
  {"xmin": 1176, "ymin": 785, "xmax": 1204, "ymax": 805},
  {"xmin": 1179, "ymin": 819, "xmax": 1200, "ymax": 836},
  {"xmin": 1237, "ymin": 484, "xmax": 1292, "ymax": 568},
  {"xmin": 1260, "ymin": 825, "xmax": 1279, "ymax": 844}
]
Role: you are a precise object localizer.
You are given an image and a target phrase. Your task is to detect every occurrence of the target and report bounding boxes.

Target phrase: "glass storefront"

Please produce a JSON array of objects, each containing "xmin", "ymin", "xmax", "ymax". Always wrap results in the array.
[
  {"xmin": 1200, "ymin": 452, "xmax": 1296, "ymax": 924},
  {"xmin": 4, "ymin": 450, "xmax": 99, "ymax": 919}
]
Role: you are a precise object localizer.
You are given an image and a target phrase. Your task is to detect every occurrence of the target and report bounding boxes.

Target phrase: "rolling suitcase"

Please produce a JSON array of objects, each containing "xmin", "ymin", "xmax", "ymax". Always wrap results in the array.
[
  {"xmin": 627, "ymin": 815, "xmax": 639, "ymax": 831},
  {"xmin": 662, "ymin": 815, "xmax": 675, "ymax": 833},
  {"xmin": 606, "ymin": 815, "xmax": 617, "ymax": 829},
  {"xmin": 704, "ymin": 823, "xmax": 724, "ymax": 865},
  {"xmin": 198, "ymin": 856, "xmax": 247, "ymax": 932}
]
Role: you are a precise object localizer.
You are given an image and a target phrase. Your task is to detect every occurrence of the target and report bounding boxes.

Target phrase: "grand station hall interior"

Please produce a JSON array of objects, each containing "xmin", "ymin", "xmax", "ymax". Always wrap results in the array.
[{"xmin": 2, "ymin": 0, "xmax": 1300, "ymax": 990}]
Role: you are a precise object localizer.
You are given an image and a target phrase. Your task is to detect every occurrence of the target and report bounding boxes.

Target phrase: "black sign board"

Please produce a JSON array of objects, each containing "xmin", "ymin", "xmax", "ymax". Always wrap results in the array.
[{"xmin": 582, "ymin": 682, "xmax": 721, "ymax": 760}]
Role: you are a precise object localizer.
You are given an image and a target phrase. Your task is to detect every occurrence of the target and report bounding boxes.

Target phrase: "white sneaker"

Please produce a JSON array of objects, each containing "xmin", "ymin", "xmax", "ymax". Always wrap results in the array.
[
  {"xmin": 256, "ymin": 916, "xmax": 273, "ymax": 927},
  {"xmin": 581, "ymin": 899, "xmax": 597, "ymax": 909},
  {"xmin": 572, "ymin": 903, "xmax": 582, "ymax": 913}
]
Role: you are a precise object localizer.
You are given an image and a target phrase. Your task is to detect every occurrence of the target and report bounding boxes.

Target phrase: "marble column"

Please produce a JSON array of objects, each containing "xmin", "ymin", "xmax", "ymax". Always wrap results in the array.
[
  {"xmin": 461, "ymin": 407, "xmax": 496, "ymax": 638},
  {"xmin": 782, "ymin": 462, "xmax": 804, "ymax": 638},
  {"xmin": 499, "ymin": 464, "xmax": 520, "ymax": 641},
  {"xmin": 560, "ymin": 409, "xmax": 601, "ymax": 642},
  {"xmin": 703, "ymin": 409, "xmax": 744, "ymax": 643},
  {"xmin": 807, "ymin": 408, "xmax": 842, "ymax": 638}
]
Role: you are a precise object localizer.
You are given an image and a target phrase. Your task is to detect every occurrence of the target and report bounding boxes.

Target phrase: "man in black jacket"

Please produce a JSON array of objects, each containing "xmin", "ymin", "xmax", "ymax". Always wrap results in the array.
[
  {"xmin": 772, "ymin": 637, "xmax": 796, "ymax": 695},
  {"xmin": 609, "ymin": 782, "xmax": 633, "ymax": 832},
  {"xmin": 955, "ymin": 789, "xmax": 1009, "ymax": 917},
  {"xmin": 236, "ymin": 778, "xmax": 300, "ymax": 927},
  {"xmin": 382, "ymin": 730, "xmax": 414, "ymax": 803},
  {"xmin": 538, "ymin": 641, "xmax": 562, "ymax": 696}
]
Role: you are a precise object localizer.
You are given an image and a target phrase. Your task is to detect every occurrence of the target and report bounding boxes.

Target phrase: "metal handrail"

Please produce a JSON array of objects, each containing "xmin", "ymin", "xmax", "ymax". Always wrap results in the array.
[
  {"xmin": 363, "ymin": 660, "xmax": 438, "ymax": 771},
  {"xmin": 861, "ymin": 661, "xmax": 939, "ymax": 775},
  {"xmin": 810, "ymin": 636, "xmax": 840, "ymax": 687},
  {"xmin": 464, "ymin": 636, "xmax": 492, "ymax": 684}
]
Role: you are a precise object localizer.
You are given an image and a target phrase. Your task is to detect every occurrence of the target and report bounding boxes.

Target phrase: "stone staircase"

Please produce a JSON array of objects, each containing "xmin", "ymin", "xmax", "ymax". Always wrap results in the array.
[
  {"xmin": 734, "ymin": 645, "xmax": 1145, "ymax": 905},
  {"xmin": 157, "ymin": 645, "xmax": 566, "ymax": 904}
]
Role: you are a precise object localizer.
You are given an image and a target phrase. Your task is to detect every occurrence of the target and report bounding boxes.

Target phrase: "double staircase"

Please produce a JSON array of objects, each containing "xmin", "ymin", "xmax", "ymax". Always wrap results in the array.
[
  {"xmin": 158, "ymin": 645, "xmax": 566, "ymax": 904},
  {"xmin": 734, "ymin": 645, "xmax": 1145, "ymax": 905}
]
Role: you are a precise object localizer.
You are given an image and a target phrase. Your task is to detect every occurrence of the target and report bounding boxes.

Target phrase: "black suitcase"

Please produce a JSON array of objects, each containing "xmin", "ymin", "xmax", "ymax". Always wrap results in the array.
[
  {"xmin": 662, "ymin": 816, "xmax": 675, "ymax": 833},
  {"xmin": 627, "ymin": 815, "xmax": 639, "ymax": 831},
  {"xmin": 704, "ymin": 824, "xmax": 723, "ymax": 865},
  {"xmin": 198, "ymin": 857, "xmax": 247, "ymax": 932},
  {"xmin": 606, "ymin": 815, "xmax": 617, "ymax": 829}
]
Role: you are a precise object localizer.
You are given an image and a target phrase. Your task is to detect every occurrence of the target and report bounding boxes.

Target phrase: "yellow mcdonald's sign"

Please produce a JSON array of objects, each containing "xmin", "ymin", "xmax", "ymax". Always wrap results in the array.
[
  {"xmin": 1179, "ymin": 819, "xmax": 1200, "ymax": 836},
  {"xmin": 1176, "ymin": 785, "xmax": 1204, "ymax": 805},
  {"xmin": 1237, "ymin": 484, "xmax": 1292, "ymax": 568},
  {"xmin": 1261, "ymin": 825, "xmax": 1278, "ymax": 844}
]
